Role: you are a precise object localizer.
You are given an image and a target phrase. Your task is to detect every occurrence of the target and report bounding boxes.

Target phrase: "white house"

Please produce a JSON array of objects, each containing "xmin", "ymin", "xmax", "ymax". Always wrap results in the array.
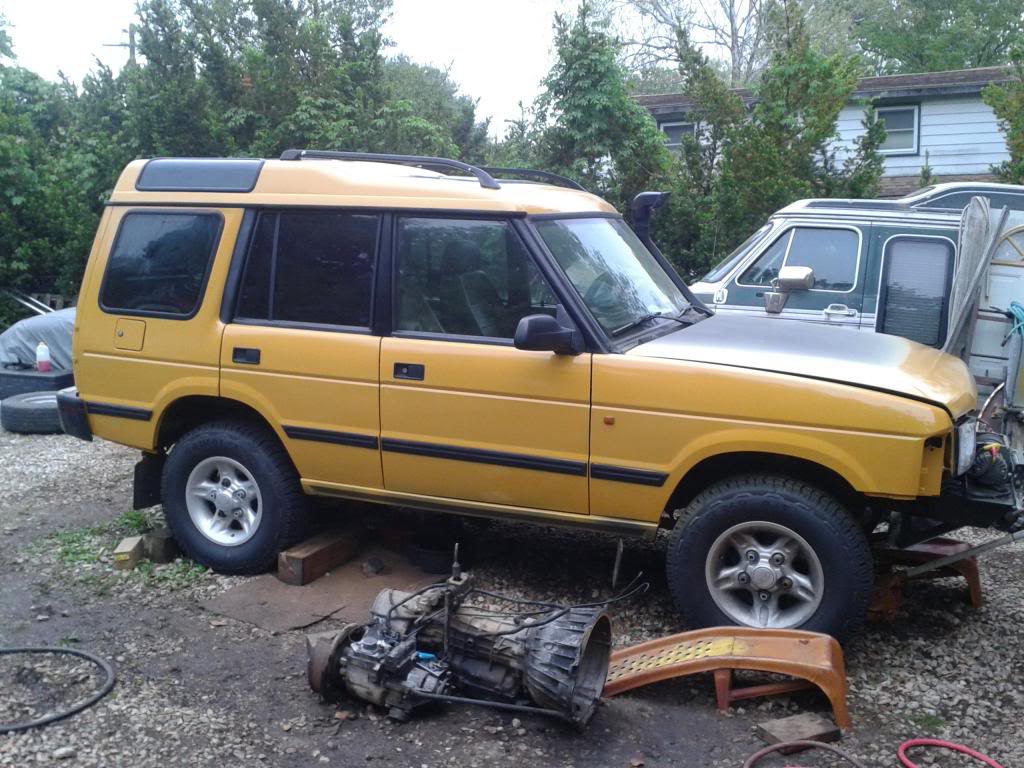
[{"xmin": 637, "ymin": 66, "xmax": 1016, "ymax": 197}]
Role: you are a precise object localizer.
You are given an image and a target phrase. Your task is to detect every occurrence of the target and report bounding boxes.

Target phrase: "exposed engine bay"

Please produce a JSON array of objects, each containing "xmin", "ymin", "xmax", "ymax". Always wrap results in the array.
[{"xmin": 306, "ymin": 555, "xmax": 629, "ymax": 727}]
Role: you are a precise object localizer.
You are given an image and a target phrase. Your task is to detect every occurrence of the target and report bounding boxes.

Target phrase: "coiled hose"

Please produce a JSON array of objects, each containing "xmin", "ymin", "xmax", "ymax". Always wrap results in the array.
[{"xmin": 0, "ymin": 646, "xmax": 116, "ymax": 734}]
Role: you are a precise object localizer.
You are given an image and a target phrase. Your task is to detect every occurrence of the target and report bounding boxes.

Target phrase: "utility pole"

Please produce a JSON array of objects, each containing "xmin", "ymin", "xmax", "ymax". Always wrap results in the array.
[{"xmin": 103, "ymin": 24, "xmax": 136, "ymax": 66}]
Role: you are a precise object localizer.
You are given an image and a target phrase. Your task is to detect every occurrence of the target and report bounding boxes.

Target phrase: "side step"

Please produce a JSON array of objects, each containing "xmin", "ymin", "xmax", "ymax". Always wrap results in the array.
[{"xmin": 603, "ymin": 627, "xmax": 850, "ymax": 730}]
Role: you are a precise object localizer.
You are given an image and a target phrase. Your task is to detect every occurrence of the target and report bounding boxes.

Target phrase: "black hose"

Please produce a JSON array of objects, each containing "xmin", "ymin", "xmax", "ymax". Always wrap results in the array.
[{"xmin": 0, "ymin": 646, "xmax": 116, "ymax": 734}]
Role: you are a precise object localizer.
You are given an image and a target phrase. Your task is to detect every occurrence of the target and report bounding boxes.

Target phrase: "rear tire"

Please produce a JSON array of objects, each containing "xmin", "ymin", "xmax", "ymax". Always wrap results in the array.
[
  {"xmin": 161, "ymin": 421, "xmax": 308, "ymax": 574},
  {"xmin": 665, "ymin": 474, "xmax": 873, "ymax": 643}
]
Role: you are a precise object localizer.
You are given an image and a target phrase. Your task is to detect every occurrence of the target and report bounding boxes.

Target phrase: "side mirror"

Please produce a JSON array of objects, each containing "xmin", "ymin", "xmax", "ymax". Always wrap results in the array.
[
  {"xmin": 514, "ymin": 314, "xmax": 583, "ymax": 355},
  {"xmin": 776, "ymin": 265, "xmax": 815, "ymax": 291}
]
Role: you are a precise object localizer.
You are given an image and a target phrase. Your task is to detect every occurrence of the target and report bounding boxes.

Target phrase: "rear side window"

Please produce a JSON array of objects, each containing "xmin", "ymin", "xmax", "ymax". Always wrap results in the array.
[
  {"xmin": 236, "ymin": 210, "xmax": 379, "ymax": 328},
  {"xmin": 879, "ymin": 237, "xmax": 954, "ymax": 347},
  {"xmin": 100, "ymin": 212, "xmax": 222, "ymax": 317},
  {"xmin": 739, "ymin": 227, "xmax": 859, "ymax": 291}
]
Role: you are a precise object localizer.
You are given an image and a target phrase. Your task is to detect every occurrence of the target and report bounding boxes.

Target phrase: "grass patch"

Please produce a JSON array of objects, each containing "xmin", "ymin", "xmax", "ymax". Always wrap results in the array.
[
  {"xmin": 910, "ymin": 713, "xmax": 946, "ymax": 731},
  {"xmin": 135, "ymin": 559, "xmax": 209, "ymax": 589},
  {"xmin": 52, "ymin": 528, "xmax": 109, "ymax": 567},
  {"xmin": 110, "ymin": 509, "xmax": 159, "ymax": 536}
]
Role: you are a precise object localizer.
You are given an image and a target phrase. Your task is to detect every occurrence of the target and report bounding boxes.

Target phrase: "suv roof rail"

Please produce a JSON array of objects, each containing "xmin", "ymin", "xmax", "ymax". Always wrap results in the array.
[
  {"xmin": 480, "ymin": 166, "xmax": 586, "ymax": 191},
  {"xmin": 279, "ymin": 149, "xmax": 501, "ymax": 190}
]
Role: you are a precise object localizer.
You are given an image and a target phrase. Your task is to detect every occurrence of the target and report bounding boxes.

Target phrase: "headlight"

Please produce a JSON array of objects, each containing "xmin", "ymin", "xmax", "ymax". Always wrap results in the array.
[{"xmin": 956, "ymin": 418, "xmax": 978, "ymax": 476}]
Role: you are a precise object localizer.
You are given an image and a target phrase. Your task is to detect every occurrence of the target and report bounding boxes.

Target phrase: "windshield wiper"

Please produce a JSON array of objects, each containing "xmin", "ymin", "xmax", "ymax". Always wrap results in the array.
[{"xmin": 611, "ymin": 311, "xmax": 691, "ymax": 337}]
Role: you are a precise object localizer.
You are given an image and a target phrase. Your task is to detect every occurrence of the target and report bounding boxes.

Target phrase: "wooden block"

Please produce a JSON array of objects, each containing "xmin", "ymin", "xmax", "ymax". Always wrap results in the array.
[
  {"xmin": 113, "ymin": 536, "xmax": 145, "ymax": 571},
  {"xmin": 143, "ymin": 527, "xmax": 180, "ymax": 564},
  {"xmin": 277, "ymin": 527, "xmax": 362, "ymax": 586},
  {"xmin": 756, "ymin": 713, "xmax": 841, "ymax": 752}
]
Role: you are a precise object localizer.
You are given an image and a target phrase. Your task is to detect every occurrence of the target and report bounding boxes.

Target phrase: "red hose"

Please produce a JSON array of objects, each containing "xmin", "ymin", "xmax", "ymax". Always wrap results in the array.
[{"xmin": 897, "ymin": 738, "xmax": 1005, "ymax": 768}]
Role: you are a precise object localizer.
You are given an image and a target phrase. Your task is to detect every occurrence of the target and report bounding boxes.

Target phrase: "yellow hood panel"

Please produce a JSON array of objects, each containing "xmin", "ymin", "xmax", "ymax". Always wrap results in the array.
[{"xmin": 629, "ymin": 314, "xmax": 976, "ymax": 419}]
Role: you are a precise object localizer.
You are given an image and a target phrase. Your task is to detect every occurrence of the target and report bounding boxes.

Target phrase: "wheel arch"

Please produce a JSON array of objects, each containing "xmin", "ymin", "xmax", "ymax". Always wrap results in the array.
[
  {"xmin": 664, "ymin": 451, "xmax": 864, "ymax": 523},
  {"xmin": 155, "ymin": 394, "xmax": 285, "ymax": 453}
]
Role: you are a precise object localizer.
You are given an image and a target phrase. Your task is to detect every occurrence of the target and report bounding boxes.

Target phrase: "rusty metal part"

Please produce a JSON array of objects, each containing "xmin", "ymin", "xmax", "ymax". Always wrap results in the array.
[
  {"xmin": 603, "ymin": 627, "xmax": 850, "ymax": 730},
  {"xmin": 306, "ymin": 626, "xmax": 358, "ymax": 702},
  {"xmin": 874, "ymin": 537, "xmax": 987, "ymax": 611}
]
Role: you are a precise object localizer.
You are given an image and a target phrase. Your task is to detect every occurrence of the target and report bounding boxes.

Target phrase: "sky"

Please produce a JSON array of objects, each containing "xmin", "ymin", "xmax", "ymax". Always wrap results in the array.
[{"xmin": 2, "ymin": 0, "xmax": 571, "ymax": 137}]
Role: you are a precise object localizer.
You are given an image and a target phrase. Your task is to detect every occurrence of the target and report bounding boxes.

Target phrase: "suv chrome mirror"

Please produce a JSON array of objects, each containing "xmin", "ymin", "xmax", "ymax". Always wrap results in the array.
[
  {"xmin": 514, "ymin": 314, "xmax": 582, "ymax": 355},
  {"xmin": 776, "ymin": 265, "xmax": 815, "ymax": 291}
]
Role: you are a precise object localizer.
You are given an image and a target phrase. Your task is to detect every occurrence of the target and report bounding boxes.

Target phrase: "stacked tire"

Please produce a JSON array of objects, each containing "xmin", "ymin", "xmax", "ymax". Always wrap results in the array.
[{"xmin": 1, "ymin": 392, "xmax": 63, "ymax": 434}]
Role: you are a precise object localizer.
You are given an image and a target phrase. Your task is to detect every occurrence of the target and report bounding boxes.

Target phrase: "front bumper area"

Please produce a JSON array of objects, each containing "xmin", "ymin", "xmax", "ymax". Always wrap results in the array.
[
  {"xmin": 930, "ymin": 432, "xmax": 1024, "ymax": 531},
  {"xmin": 57, "ymin": 386, "xmax": 92, "ymax": 442}
]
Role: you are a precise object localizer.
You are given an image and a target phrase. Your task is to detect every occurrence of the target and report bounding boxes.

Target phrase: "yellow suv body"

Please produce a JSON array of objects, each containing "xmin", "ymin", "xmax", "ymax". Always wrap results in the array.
[{"xmin": 60, "ymin": 151, "xmax": 1014, "ymax": 641}]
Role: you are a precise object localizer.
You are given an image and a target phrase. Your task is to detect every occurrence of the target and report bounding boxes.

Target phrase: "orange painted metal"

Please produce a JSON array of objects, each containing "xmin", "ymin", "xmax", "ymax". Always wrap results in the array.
[
  {"xmin": 603, "ymin": 627, "xmax": 851, "ymax": 730},
  {"xmin": 872, "ymin": 537, "xmax": 983, "ymax": 620}
]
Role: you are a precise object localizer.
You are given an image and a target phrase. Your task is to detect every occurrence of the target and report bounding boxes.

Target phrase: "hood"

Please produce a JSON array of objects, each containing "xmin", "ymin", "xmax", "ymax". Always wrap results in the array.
[{"xmin": 629, "ymin": 313, "xmax": 976, "ymax": 418}]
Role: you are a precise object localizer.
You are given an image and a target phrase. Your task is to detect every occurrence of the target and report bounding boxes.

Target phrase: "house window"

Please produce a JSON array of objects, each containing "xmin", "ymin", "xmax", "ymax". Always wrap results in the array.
[
  {"xmin": 876, "ymin": 105, "xmax": 919, "ymax": 155},
  {"xmin": 659, "ymin": 121, "xmax": 695, "ymax": 148}
]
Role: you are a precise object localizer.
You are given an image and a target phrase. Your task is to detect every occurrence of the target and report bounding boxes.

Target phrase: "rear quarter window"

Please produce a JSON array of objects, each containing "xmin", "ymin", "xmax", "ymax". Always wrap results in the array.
[{"xmin": 100, "ymin": 211, "xmax": 223, "ymax": 318}]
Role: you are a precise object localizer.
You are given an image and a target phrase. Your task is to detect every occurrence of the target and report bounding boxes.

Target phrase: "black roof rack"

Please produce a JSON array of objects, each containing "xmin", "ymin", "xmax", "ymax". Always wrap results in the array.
[
  {"xmin": 480, "ymin": 167, "xmax": 586, "ymax": 191},
  {"xmin": 279, "ymin": 149, "xmax": 501, "ymax": 190}
]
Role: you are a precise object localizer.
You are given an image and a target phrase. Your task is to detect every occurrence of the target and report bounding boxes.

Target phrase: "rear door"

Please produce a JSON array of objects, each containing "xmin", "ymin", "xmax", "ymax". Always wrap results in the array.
[
  {"xmin": 220, "ymin": 209, "xmax": 383, "ymax": 490},
  {"xmin": 721, "ymin": 223, "xmax": 867, "ymax": 328}
]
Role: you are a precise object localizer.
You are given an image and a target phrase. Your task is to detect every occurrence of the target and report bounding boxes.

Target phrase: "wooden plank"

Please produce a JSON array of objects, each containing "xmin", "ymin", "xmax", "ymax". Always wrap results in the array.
[
  {"xmin": 113, "ymin": 536, "xmax": 145, "ymax": 571},
  {"xmin": 277, "ymin": 527, "xmax": 362, "ymax": 586},
  {"xmin": 756, "ymin": 713, "xmax": 841, "ymax": 751}
]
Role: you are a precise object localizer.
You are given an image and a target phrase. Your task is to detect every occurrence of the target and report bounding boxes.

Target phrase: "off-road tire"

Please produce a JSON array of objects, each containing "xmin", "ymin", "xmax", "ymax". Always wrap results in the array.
[
  {"xmin": 665, "ymin": 474, "xmax": 873, "ymax": 643},
  {"xmin": 161, "ymin": 420, "xmax": 308, "ymax": 574},
  {"xmin": 0, "ymin": 391, "xmax": 62, "ymax": 434}
]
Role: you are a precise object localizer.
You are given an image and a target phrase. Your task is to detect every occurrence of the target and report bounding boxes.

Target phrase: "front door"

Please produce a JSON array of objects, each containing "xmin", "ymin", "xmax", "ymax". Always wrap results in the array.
[
  {"xmin": 722, "ymin": 223, "xmax": 867, "ymax": 328},
  {"xmin": 379, "ymin": 216, "xmax": 591, "ymax": 514},
  {"xmin": 220, "ymin": 209, "xmax": 383, "ymax": 489}
]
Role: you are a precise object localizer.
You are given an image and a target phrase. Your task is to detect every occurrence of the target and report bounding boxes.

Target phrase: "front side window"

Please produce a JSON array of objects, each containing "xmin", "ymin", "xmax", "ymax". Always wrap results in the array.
[
  {"xmin": 236, "ymin": 210, "xmax": 378, "ymax": 327},
  {"xmin": 394, "ymin": 218, "xmax": 558, "ymax": 339},
  {"xmin": 101, "ymin": 211, "xmax": 222, "ymax": 317},
  {"xmin": 880, "ymin": 237, "xmax": 954, "ymax": 347},
  {"xmin": 534, "ymin": 217, "xmax": 689, "ymax": 337},
  {"xmin": 701, "ymin": 223, "xmax": 774, "ymax": 283},
  {"xmin": 739, "ymin": 227, "xmax": 859, "ymax": 292},
  {"xmin": 877, "ymin": 105, "xmax": 918, "ymax": 154}
]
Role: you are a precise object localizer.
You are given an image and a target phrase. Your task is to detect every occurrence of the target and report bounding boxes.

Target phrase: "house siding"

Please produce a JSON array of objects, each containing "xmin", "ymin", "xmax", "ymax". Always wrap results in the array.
[{"xmin": 834, "ymin": 97, "xmax": 1010, "ymax": 177}]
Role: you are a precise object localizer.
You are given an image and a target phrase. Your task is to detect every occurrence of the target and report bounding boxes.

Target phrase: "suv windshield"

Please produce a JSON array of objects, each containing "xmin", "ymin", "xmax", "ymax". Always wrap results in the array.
[{"xmin": 534, "ymin": 217, "xmax": 690, "ymax": 338}]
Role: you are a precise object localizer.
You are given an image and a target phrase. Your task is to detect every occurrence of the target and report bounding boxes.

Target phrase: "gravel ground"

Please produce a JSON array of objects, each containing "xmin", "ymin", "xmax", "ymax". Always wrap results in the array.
[{"xmin": 1, "ymin": 431, "xmax": 1023, "ymax": 767}]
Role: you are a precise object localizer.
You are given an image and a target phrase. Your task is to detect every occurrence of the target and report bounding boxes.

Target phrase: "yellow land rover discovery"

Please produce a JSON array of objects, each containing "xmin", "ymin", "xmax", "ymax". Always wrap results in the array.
[{"xmin": 59, "ymin": 150, "xmax": 1020, "ymax": 641}]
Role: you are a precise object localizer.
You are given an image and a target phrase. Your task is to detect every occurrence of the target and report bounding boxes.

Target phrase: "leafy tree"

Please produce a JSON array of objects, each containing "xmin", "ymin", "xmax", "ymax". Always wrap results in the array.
[
  {"xmin": 652, "ymin": 0, "xmax": 884, "ymax": 277},
  {"xmin": 533, "ymin": 1, "xmax": 670, "ymax": 209},
  {"xmin": 849, "ymin": 0, "xmax": 1024, "ymax": 75},
  {"xmin": 983, "ymin": 39, "xmax": 1024, "ymax": 184}
]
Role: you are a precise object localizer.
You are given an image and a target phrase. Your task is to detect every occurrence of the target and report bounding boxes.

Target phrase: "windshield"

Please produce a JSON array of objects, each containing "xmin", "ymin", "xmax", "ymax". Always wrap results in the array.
[
  {"xmin": 534, "ymin": 217, "xmax": 690, "ymax": 337},
  {"xmin": 700, "ymin": 223, "xmax": 773, "ymax": 283}
]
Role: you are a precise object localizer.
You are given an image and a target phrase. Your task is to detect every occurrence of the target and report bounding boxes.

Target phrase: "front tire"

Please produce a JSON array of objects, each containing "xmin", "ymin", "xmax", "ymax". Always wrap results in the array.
[
  {"xmin": 161, "ymin": 421, "xmax": 307, "ymax": 574},
  {"xmin": 665, "ymin": 474, "xmax": 873, "ymax": 642}
]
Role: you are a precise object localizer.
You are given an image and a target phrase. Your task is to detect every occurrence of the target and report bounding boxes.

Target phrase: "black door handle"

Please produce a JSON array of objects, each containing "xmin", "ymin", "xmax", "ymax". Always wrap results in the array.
[
  {"xmin": 393, "ymin": 362, "xmax": 424, "ymax": 380},
  {"xmin": 232, "ymin": 347, "xmax": 261, "ymax": 365}
]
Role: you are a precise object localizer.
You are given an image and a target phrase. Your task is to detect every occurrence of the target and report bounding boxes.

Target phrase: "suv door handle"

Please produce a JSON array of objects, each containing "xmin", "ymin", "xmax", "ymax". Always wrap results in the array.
[
  {"xmin": 823, "ymin": 304, "xmax": 856, "ymax": 318},
  {"xmin": 232, "ymin": 347, "xmax": 261, "ymax": 365},
  {"xmin": 393, "ymin": 362, "xmax": 425, "ymax": 381}
]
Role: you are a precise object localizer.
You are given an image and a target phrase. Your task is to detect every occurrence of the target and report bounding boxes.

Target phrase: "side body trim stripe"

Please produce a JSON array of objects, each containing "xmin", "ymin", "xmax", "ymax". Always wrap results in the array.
[
  {"xmin": 83, "ymin": 401, "xmax": 152, "ymax": 421},
  {"xmin": 380, "ymin": 437, "xmax": 588, "ymax": 477},
  {"xmin": 283, "ymin": 426, "xmax": 379, "ymax": 449},
  {"xmin": 590, "ymin": 464, "xmax": 668, "ymax": 487}
]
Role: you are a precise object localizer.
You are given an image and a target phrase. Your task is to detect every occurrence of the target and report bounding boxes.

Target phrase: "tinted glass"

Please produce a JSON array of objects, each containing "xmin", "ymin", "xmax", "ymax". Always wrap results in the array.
[
  {"xmin": 101, "ymin": 212, "xmax": 221, "ymax": 316},
  {"xmin": 235, "ymin": 213, "xmax": 274, "ymax": 319},
  {"xmin": 786, "ymin": 228, "xmax": 859, "ymax": 291},
  {"xmin": 395, "ymin": 218, "xmax": 557, "ymax": 338},
  {"xmin": 919, "ymin": 192, "xmax": 976, "ymax": 210},
  {"xmin": 881, "ymin": 238, "xmax": 953, "ymax": 347},
  {"xmin": 236, "ymin": 211, "xmax": 378, "ymax": 327},
  {"xmin": 536, "ymin": 217, "xmax": 689, "ymax": 337}
]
